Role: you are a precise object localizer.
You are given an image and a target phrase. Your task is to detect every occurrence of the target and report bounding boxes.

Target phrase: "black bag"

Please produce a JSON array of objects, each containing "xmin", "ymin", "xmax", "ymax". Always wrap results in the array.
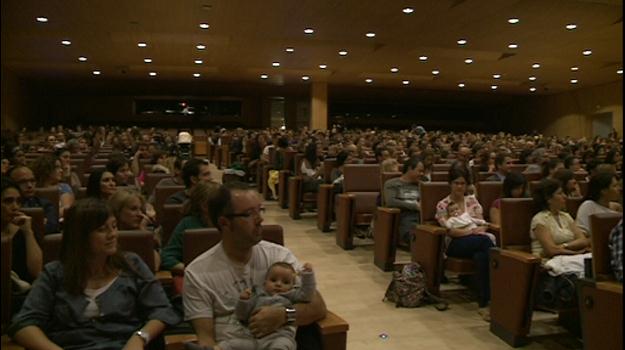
[
  {"xmin": 535, "ymin": 272, "xmax": 578, "ymax": 309},
  {"xmin": 383, "ymin": 262, "xmax": 449, "ymax": 310}
]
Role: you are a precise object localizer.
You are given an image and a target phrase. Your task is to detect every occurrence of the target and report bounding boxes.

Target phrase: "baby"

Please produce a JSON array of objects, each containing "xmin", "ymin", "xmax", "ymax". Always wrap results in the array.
[
  {"xmin": 203, "ymin": 262, "xmax": 316, "ymax": 350},
  {"xmin": 444, "ymin": 201, "xmax": 497, "ymax": 245}
]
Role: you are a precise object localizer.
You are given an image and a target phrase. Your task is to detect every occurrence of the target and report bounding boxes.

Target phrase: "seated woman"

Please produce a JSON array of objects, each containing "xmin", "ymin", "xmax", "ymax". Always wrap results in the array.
[
  {"xmin": 489, "ymin": 172, "xmax": 528, "ymax": 226},
  {"xmin": 160, "ymin": 181, "xmax": 220, "ymax": 273},
  {"xmin": 1, "ymin": 178, "xmax": 43, "ymax": 297},
  {"xmin": 435, "ymin": 167, "xmax": 495, "ymax": 315},
  {"xmin": 56, "ymin": 148, "xmax": 82, "ymax": 190},
  {"xmin": 553, "ymin": 168, "xmax": 582, "ymax": 198},
  {"xmin": 31, "ymin": 153, "xmax": 75, "ymax": 219},
  {"xmin": 109, "ymin": 189, "xmax": 161, "ymax": 269},
  {"xmin": 8, "ymin": 198, "xmax": 180, "ymax": 349},
  {"xmin": 542, "ymin": 158, "xmax": 565, "ymax": 180},
  {"xmin": 531, "ymin": 179, "xmax": 591, "ymax": 260},
  {"xmin": 86, "ymin": 168, "xmax": 117, "ymax": 200},
  {"xmin": 575, "ymin": 171, "xmax": 622, "ymax": 236},
  {"xmin": 300, "ymin": 141, "xmax": 324, "ymax": 192}
]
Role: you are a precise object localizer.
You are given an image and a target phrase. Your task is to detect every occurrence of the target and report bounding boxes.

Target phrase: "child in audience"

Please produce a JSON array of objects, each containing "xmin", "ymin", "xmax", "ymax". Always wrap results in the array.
[
  {"xmin": 444, "ymin": 201, "xmax": 497, "ymax": 245},
  {"xmin": 188, "ymin": 262, "xmax": 315, "ymax": 350}
]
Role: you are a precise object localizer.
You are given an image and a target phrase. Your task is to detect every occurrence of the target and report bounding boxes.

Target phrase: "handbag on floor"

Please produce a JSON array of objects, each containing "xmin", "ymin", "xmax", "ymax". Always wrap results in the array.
[{"xmin": 383, "ymin": 262, "xmax": 448, "ymax": 311}]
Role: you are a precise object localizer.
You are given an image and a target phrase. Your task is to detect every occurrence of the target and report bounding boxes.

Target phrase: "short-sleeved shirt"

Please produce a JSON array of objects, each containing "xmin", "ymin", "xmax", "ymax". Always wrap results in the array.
[
  {"xmin": 530, "ymin": 210, "xmax": 576, "ymax": 258},
  {"xmin": 183, "ymin": 241, "xmax": 300, "ymax": 342},
  {"xmin": 576, "ymin": 200, "xmax": 620, "ymax": 236}
]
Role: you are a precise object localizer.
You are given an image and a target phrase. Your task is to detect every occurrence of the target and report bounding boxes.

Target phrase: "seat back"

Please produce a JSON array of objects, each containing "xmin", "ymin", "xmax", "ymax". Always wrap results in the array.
[
  {"xmin": 509, "ymin": 164, "xmax": 528, "ymax": 173},
  {"xmin": 342, "ymin": 164, "xmax": 380, "ymax": 193},
  {"xmin": 565, "ymin": 197, "xmax": 584, "ymax": 219},
  {"xmin": 21, "ymin": 207, "xmax": 47, "ymax": 241},
  {"xmin": 322, "ymin": 158, "xmax": 338, "ymax": 184},
  {"xmin": 161, "ymin": 204, "xmax": 186, "ymax": 246},
  {"xmin": 34, "ymin": 186, "xmax": 59, "ymax": 215},
  {"xmin": 522, "ymin": 172, "xmax": 542, "ymax": 182},
  {"xmin": 144, "ymin": 173, "xmax": 172, "ymax": 197},
  {"xmin": 380, "ymin": 172, "xmax": 402, "ymax": 206},
  {"xmin": 1, "ymin": 235, "xmax": 12, "ymax": 331},
  {"xmin": 579, "ymin": 180, "xmax": 589, "ymax": 197},
  {"xmin": 478, "ymin": 172, "xmax": 496, "ymax": 181},
  {"xmin": 499, "ymin": 198, "xmax": 536, "ymax": 251},
  {"xmin": 281, "ymin": 150, "xmax": 298, "ymax": 171},
  {"xmin": 183, "ymin": 225, "xmax": 284, "ymax": 265},
  {"xmin": 154, "ymin": 185, "xmax": 185, "ymax": 224},
  {"xmin": 590, "ymin": 213, "xmax": 623, "ymax": 280},
  {"xmin": 419, "ymin": 182, "xmax": 450, "ymax": 223},
  {"xmin": 476, "ymin": 181, "xmax": 503, "ymax": 221},
  {"xmin": 432, "ymin": 163, "xmax": 451, "ymax": 172},
  {"xmin": 430, "ymin": 172, "xmax": 449, "ymax": 182},
  {"xmin": 528, "ymin": 180, "xmax": 541, "ymax": 195},
  {"xmin": 293, "ymin": 154, "xmax": 305, "ymax": 176},
  {"xmin": 42, "ymin": 231, "xmax": 156, "ymax": 272}
]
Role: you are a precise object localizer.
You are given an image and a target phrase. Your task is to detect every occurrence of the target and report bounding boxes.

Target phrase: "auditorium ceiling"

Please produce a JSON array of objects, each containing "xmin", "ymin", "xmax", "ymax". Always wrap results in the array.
[{"xmin": 1, "ymin": 0, "xmax": 622, "ymax": 95}]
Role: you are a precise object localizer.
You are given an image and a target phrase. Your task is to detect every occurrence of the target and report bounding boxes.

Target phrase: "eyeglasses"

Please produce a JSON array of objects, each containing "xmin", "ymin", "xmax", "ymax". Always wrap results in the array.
[{"xmin": 225, "ymin": 207, "xmax": 266, "ymax": 220}]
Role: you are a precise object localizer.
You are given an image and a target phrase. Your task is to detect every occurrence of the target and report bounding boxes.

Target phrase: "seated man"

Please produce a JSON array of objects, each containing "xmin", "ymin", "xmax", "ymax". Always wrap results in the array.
[
  {"xmin": 9, "ymin": 165, "xmax": 59, "ymax": 234},
  {"xmin": 486, "ymin": 153, "xmax": 512, "ymax": 182},
  {"xmin": 166, "ymin": 158, "xmax": 212, "ymax": 204},
  {"xmin": 183, "ymin": 182, "xmax": 327, "ymax": 348}
]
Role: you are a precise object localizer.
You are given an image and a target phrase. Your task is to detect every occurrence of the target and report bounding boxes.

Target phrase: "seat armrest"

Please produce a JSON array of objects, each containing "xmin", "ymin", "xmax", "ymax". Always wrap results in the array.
[
  {"xmin": 378, "ymin": 207, "xmax": 400, "ymax": 215},
  {"xmin": 156, "ymin": 270, "xmax": 173, "ymax": 285},
  {"xmin": 416, "ymin": 224, "xmax": 448, "ymax": 236},
  {"xmin": 316, "ymin": 310, "xmax": 349, "ymax": 334},
  {"xmin": 374, "ymin": 207, "xmax": 401, "ymax": 271},
  {"xmin": 336, "ymin": 194, "xmax": 355, "ymax": 249},
  {"xmin": 317, "ymin": 184, "xmax": 335, "ymax": 232},
  {"xmin": 497, "ymin": 249, "xmax": 541, "ymax": 264}
]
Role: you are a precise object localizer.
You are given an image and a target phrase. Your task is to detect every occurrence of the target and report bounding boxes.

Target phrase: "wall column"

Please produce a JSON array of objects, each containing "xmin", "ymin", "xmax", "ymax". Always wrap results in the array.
[{"xmin": 310, "ymin": 82, "xmax": 328, "ymax": 130}]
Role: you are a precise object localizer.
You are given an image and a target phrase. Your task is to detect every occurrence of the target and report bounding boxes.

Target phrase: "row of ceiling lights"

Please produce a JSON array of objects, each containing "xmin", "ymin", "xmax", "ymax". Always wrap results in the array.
[{"xmin": 35, "ymin": 15, "xmax": 622, "ymax": 89}]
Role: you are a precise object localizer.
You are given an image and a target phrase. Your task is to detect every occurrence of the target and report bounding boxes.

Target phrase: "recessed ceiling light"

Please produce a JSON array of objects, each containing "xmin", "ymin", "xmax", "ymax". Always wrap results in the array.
[
  {"xmin": 304, "ymin": 28, "xmax": 314, "ymax": 34},
  {"xmin": 78, "ymin": 56, "xmax": 87, "ymax": 62},
  {"xmin": 149, "ymin": 72, "xmax": 157, "ymax": 77},
  {"xmin": 199, "ymin": 23, "xmax": 210, "ymax": 29},
  {"xmin": 365, "ymin": 32, "xmax": 376, "ymax": 38},
  {"xmin": 302, "ymin": 76, "xmax": 310, "ymax": 81},
  {"xmin": 493, "ymin": 74, "xmax": 501, "ymax": 79},
  {"xmin": 365, "ymin": 78, "xmax": 373, "ymax": 83},
  {"xmin": 508, "ymin": 18, "xmax": 520, "ymax": 24},
  {"xmin": 318, "ymin": 64, "xmax": 327, "ymax": 69},
  {"xmin": 402, "ymin": 7, "xmax": 414, "ymax": 14},
  {"xmin": 144, "ymin": 58, "xmax": 153, "ymax": 63},
  {"xmin": 92, "ymin": 70, "xmax": 101, "ymax": 75},
  {"xmin": 464, "ymin": 58, "xmax": 473, "ymax": 64},
  {"xmin": 491, "ymin": 85, "xmax": 498, "ymax": 90},
  {"xmin": 529, "ymin": 87, "xmax": 537, "ymax": 92},
  {"xmin": 338, "ymin": 50, "xmax": 348, "ymax": 56},
  {"xmin": 272, "ymin": 62, "xmax": 280, "ymax": 67},
  {"xmin": 36, "ymin": 17, "xmax": 48, "ymax": 23},
  {"xmin": 508, "ymin": 43, "xmax": 519, "ymax": 49},
  {"xmin": 565, "ymin": 23, "xmax": 577, "ymax": 30},
  {"xmin": 457, "ymin": 39, "xmax": 467, "ymax": 45},
  {"xmin": 260, "ymin": 74, "xmax": 269, "ymax": 79},
  {"xmin": 61, "ymin": 40, "xmax": 71, "ymax": 46},
  {"xmin": 529, "ymin": 76, "xmax": 537, "ymax": 81},
  {"xmin": 532, "ymin": 63, "xmax": 541, "ymax": 69},
  {"xmin": 618, "ymin": 68, "xmax": 623, "ymax": 75},
  {"xmin": 390, "ymin": 67, "xmax": 399, "ymax": 73},
  {"xmin": 432, "ymin": 69, "xmax": 440, "ymax": 75},
  {"xmin": 582, "ymin": 49, "xmax": 592, "ymax": 56},
  {"xmin": 571, "ymin": 79, "xmax": 578, "ymax": 84},
  {"xmin": 571, "ymin": 66, "xmax": 579, "ymax": 71},
  {"xmin": 285, "ymin": 47, "xmax": 295, "ymax": 53},
  {"xmin": 194, "ymin": 59, "xmax": 203, "ymax": 64},
  {"xmin": 137, "ymin": 42, "xmax": 147, "ymax": 48},
  {"xmin": 458, "ymin": 83, "xmax": 465, "ymax": 88},
  {"xmin": 193, "ymin": 73, "xmax": 201, "ymax": 78},
  {"xmin": 196, "ymin": 44, "xmax": 206, "ymax": 50},
  {"xmin": 419, "ymin": 56, "xmax": 428, "ymax": 61},
  {"xmin": 402, "ymin": 80, "xmax": 410, "ymax": 85}
]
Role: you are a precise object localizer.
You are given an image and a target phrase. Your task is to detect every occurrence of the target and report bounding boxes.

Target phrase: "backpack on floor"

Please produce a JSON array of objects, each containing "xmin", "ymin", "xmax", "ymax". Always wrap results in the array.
[{"xmin": 383, "ymin": 262, "xmax": 448, "ymax": 311}]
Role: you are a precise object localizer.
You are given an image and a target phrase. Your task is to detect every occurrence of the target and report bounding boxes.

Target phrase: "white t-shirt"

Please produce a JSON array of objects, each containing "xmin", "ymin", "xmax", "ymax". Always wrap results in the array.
[
  {"xmin": 576, "ymin": 200, "xmax": 619, "ymax": 236},
  {"xmin": 183, "ymin": 241, "xmax": 300, "ymax": 342}
]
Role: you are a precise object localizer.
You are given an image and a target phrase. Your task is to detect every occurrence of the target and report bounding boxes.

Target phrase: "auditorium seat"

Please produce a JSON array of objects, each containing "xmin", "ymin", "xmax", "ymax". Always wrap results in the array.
[
  {"xmin": 288, "ymin": 155, "xmax": 318, "ymax": 220},
  {"xmin": 335, "ymin": 164, "xmax": 380, "ymax": 249},
  {"xmin": 316, "ymin": 158, "xmax": 339, "ymax": 232},
  {"xmin": 476, "ymin": 181, "xmax": 503, "ymax": 223},
  {"xmin": 578, "ymin": 213, "xmax": 623, "ymax": 350},
  {"xmin": 154, "ymin": 185, "xmax": 185, "ymax": 225},
  {"xmin": 373, "ymin": 171, "xmax": 402, "ymax": 271},
  {"xmin": 144, "ymin": 173, "xmax": 172, "ymax": 198},
  {"xmin": 160, "ymin": 204, "xmax": 186, "ymax": 248},
  {"xmin": 1, "ymin": 236, "xmax": 12, "ymax": 333}
]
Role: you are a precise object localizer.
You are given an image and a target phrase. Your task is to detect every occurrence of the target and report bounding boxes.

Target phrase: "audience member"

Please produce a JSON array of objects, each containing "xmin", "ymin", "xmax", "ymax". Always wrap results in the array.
[
  {"xmin": 86, "ymin": 168, "xmax": 117, "ymax": 200},
  {"xmin": 489, "ymin": 172, "xmax": 528, "ymax": 226},
  {"xmin": 576, "ymin": 172, "xmax": 622, "ymax": 236},
  {"xmin": 166, "ymin": 158, "xmax": 212, "ymax": 204}
]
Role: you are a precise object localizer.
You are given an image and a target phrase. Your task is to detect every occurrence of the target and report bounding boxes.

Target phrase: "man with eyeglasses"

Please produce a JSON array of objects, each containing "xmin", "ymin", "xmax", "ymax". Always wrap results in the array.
[
  {"xmin": 8, "ymin": 166, "xmax": 59, "ymax": 234},
  {"xmin": 183, "ymin": 182, "xmax": 327, "ymax": 349}
]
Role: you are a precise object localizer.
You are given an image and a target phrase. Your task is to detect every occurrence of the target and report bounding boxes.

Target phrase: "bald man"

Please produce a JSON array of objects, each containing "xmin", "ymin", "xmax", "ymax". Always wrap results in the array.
[{"xmin": 9, "ymin": 166, "xmax": 59, "ymax": 234}]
